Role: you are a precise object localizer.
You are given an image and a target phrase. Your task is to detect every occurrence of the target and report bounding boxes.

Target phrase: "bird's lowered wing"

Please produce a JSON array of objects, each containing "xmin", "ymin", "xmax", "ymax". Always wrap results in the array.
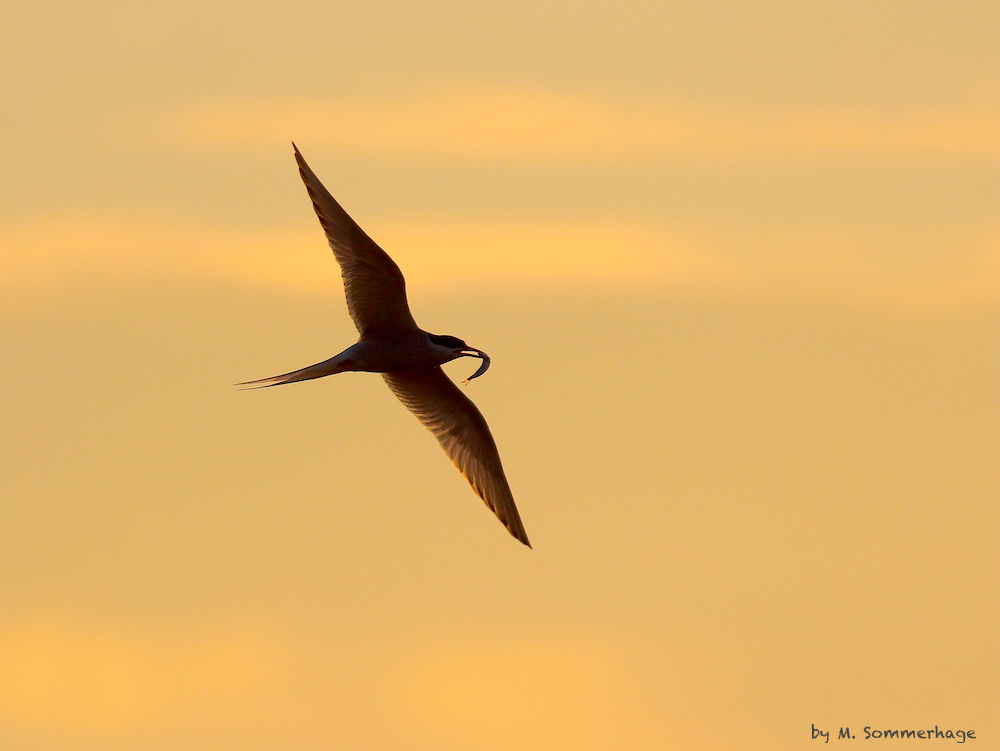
[
  {"xmin": 382, "ymin": 368, "xmax": 530, "ymax": 547},
  {"xmin": 294, "ymin": 144, "xmax": 418, "ymax": 338}
]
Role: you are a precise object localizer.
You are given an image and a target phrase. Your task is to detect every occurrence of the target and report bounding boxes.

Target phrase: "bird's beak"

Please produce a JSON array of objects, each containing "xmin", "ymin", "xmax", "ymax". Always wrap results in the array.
[{"xmin": 460, "ymin": 348, "xmax": 491, "ymax": 384}]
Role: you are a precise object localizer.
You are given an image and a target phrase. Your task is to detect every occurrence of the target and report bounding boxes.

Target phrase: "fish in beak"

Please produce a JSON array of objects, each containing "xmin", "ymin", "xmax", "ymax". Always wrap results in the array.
[{"xmin": 460, "ymin": 348, "xmax": 491, "ymax": 384}]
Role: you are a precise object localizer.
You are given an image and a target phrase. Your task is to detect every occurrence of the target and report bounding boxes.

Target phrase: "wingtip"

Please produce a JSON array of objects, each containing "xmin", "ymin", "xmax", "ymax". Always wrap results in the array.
[
  {"xmin": 509, "ymin": 523, "xmax": 532, "ymax": 548},
  {"xmin": 292, "ymin": 142, "xmax": 306, "ymax": 167},
  {"xmin": 292, "ymin": 143, "xmax": 314, "ymax": 179}
]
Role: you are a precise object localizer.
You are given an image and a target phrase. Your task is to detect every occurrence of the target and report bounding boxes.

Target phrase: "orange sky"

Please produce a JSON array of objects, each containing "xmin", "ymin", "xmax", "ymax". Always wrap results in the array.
[{"xmin": 1, "ymin": 1, "xmax": 997, "ymax": 749}]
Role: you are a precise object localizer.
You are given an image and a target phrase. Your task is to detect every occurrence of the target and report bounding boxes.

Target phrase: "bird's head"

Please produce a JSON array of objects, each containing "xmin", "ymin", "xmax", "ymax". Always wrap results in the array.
[{"xmin": 428, "ymin": 333, "xmax": 491, "ymax": 382}]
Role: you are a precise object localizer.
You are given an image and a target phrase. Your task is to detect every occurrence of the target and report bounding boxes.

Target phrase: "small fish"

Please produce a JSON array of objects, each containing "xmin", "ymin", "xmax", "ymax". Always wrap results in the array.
[{"xmin": 462, "ymin": 350, "xmax": 491, "ymax": 385}]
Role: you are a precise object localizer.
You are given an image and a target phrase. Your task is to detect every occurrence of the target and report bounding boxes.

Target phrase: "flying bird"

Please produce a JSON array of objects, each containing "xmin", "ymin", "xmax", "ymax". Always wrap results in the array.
[{"xmin": 239, "ymin": 145, "xmax": 530, "ymax": 547}]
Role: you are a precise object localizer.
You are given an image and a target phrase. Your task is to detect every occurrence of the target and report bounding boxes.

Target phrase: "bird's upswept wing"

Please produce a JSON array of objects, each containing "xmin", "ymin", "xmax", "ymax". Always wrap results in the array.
[
  {"xmin": 382, "ymin": 368, "xmax": 530, "ymax": 547},
  {"xmin": 294, "ymin": 144, "xmax": 418, "ymax": 338}
]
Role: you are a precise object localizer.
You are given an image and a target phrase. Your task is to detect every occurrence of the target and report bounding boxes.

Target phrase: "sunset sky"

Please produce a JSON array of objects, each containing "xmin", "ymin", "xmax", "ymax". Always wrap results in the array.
[{"xmin": 1, "ymin": 1, "xmax": 997, "ymax": 749}]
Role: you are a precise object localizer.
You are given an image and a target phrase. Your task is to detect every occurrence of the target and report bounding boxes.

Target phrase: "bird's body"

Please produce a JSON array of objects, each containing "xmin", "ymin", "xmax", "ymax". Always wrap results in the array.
[
  {"xmin": 249, "ymin": 333, "xmax": 456, "ymax": 384},
  {"xmin": 240, "ymin": 145, "xmax": 529, "ymax": 547}
]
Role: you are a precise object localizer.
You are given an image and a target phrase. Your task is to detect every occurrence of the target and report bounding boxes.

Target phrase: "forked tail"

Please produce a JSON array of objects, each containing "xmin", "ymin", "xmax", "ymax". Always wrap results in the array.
[{"xmin": 236, "ymin": 353, "xmax": 352, "ymax": 389}]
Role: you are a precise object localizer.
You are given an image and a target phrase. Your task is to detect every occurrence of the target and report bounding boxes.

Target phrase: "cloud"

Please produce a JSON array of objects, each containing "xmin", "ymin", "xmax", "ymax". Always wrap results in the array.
[
  {"xmin": 0, "ymin": 622, "xmax": 286, "ymax": 732},
  {"xmin": 0, "ymin": 215, "xmax": 718, "ymax": 300},
  {"xmin": 172, "ymin": 88, "xmax": 1000, "ymax": 162},
  {"xmin": 1, "ymin": 215, "xmax": 996, "ymax": 310},
  {"xmin": 0, "ymin": 216, "xmax": 333, "ymax": 296},
  {"xmin": 0, "ymin": 621, "xmax": 666, "ymax": 749},
  {"xmin": 394, "ymin": 636, "xmax": 665, "ymax": 751}
]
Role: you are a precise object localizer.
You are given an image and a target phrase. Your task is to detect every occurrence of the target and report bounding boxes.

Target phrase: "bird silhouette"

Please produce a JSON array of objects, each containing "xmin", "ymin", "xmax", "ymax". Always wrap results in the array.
[{"xmin": 239, "ymin": 145, "xmax": 529, "ymax": 547}]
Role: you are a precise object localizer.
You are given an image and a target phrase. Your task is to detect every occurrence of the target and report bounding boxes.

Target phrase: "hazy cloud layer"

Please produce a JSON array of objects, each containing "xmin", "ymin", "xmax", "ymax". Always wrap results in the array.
[
  {"xmin": 174, "ymin": 89, "xmax": 1000, "ymax": 162},
  {"xmin": 3, "ymin": 215, "xmax": 995, "ymax": 310},
  {"xmin": 0, "ymin": 621, "xmax": 663, "ymax": 749}
]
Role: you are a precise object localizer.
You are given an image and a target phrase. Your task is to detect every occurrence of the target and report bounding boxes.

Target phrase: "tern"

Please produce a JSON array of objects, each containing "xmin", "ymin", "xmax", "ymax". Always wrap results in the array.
[{"xmin": 239, "ymin": 145, "xmax": 530, "ymax": 547}]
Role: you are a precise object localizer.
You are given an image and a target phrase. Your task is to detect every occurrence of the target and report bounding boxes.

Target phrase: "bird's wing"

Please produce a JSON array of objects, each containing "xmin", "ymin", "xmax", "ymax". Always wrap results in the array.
[
  {"xmin": 382, "ymin": 368, "xmax": 530, "ymax": 547},
  {"xmin": 294, "ymin": 144, "xmax": 419, "ymax": 338}
]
